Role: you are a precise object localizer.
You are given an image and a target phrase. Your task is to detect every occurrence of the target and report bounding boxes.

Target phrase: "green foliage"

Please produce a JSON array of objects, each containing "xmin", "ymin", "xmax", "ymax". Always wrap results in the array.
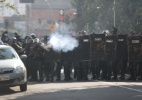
[
  {"xmin": 71, "ymin": 0, "xmax": 142, "ymax": 34},
  {"xmin": 0, "ymin": 0, "xmax": 6, "ymax": 3},
  {"xmin": 0, "ymin": 0, "xmax": 20, "ymax": 15}
]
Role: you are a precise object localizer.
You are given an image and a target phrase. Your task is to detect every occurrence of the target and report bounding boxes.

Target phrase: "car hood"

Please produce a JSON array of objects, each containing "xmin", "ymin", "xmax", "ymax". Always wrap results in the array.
[{"xmin": 0, "ymin": 59, "xmax": 22, "ymax": 69}]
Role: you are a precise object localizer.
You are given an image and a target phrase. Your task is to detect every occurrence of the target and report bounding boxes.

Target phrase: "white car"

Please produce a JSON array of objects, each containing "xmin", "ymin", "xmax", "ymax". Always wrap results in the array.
[{"xmin": 0, "ymin": 45, "xmax": 27, "ymax": 91}]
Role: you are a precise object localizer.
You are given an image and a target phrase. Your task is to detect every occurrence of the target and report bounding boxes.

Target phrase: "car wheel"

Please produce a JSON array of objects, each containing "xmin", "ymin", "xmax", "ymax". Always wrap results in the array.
[{"xmin": 20, "ymin": 82, "xmax": 27, "ymax": 92}]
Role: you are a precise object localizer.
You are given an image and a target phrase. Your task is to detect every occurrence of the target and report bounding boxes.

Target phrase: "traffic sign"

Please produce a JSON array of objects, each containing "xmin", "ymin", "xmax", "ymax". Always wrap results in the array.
[
  {"xmin": 49, "ymin": 24, "xmax": 55, "ymax": 32},
  {"xmin": 60, "ymin": 10, "xmax": 64, "ymax": 15}
]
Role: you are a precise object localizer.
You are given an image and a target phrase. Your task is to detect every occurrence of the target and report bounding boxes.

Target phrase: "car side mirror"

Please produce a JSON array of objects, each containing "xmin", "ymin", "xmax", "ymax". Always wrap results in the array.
[{"xmin": 20, "ymin": 54, "xmax": 27, "ymax": 60}]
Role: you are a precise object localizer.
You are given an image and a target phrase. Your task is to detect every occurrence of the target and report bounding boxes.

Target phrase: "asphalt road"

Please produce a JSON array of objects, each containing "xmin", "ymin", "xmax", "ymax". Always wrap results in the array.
[{"xmin": 0, "ymin": 80, "xmax": 142, "ymax": 100}]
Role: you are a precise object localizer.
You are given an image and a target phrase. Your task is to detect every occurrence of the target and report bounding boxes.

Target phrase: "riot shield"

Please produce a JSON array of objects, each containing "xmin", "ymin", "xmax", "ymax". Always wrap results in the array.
[
  {"xmin": 90, "ymin": 34, "xmax": 105, "ymax": 60},
  {"xmin": 78, "ymin": 35, "xmax": 91, "ymax": 61},
  {"xmin": 116, "ymin": 35, "xmax": 128, "ymax": 60},
  {"xmin": 71, "ymin": 36, "xmax": 82, "ymax": 61},
  {"xmin": 105, "ymin": 36, "xmax": 117, "ymax": 61},
  {"xmin": 128, "ymin": 36, "xmax": 142, "ymax": 62}
]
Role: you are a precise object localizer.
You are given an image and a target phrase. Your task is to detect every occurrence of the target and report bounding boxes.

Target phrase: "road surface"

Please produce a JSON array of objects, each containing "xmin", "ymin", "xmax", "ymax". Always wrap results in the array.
[{"xmin": 0, "ymin": 80, "xmax": 142, "ymax": 100}]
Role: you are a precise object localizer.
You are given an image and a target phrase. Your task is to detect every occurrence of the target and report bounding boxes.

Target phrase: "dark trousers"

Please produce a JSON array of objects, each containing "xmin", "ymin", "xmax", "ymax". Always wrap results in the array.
[
  {"xmin": 91, "ymin": 60, "xmax": 96, "ymax": 79},
  {"xmin": 112, "ymin": 60, "xmax": 127, "ymax": 79},
  {"xmin": 112, "ymin": 61, "xmax": 118, "ymax": 79},
  {"xmin": 63, "ymin": 61, "xmax": 72, "ymax": 80},
  {"xmin": 56, "ymin": 61, "xmax": 62, "ymax": 80},
  {"xmin": 44, "ymin": 62, "xmax": 55, "ymax": 81},
  {"xmin": 100, "ymin": 61, "xmax": 107, "ymax": 79},
  {"xmin": 96, "ymin": 61, "xmax": 101, "ymax": 79},
  {"xmin": 138, "ymin": 62, "xmax": 142, "ymax": 78},
  {"xmin": 77, "ymin": 61, "xmax": 89, "ymax": 80},
  {"xmin": 25, "ymin": 58, "xmax": 32, "ymax": 78},
  {"xmin": 120, "ymin": 60, "xmax": 127, "ymax": 78},
  {"xmin": 31, "ymin": 60, "xmax": 43, "ymax": 81},
  {"xmin": 129, "ymin": 62, "xmax": 138, "ymax": 79},
  {"xmin": 72, "ymin": 61, "xmax": 79, "ymax": 79},
  {"xmin": 106, "ymin": 61, "xmax": 113, "ymax": 80}
]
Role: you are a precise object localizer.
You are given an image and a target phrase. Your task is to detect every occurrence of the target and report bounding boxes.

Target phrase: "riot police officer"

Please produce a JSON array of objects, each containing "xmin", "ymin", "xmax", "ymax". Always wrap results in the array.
[
  {"xmin": 24, "ymin": 36, "xmax": 34, "ymax": 79},
  {"xmin": 1, "ymin": 31, "xmax": 10, "ymax": 44},
  {"xmin": 9, "ymin": 37, "xmax": 23, "ymax": 56},
  {"xmin": 30, "ymin": 38, "xmax": 44, "ymax": 82}
]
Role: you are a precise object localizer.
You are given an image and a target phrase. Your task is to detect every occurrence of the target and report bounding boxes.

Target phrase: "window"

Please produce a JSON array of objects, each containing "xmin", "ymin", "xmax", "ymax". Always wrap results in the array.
[{"xmin": 0, "ymin": 47, "xmax": 17, "ymax": 59}]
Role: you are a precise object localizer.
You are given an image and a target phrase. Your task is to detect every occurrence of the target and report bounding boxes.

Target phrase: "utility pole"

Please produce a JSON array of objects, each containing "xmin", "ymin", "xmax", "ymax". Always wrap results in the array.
[
  {"xmin": 20, "ymin": 0, "xmax": 34, "ymax": 35},
  {"xmin": 26, "ymin": 4, "xmax": 31, "ymax": 35},
  {"xmin": 45, "ymin": 0, "xmax": 53, "ymax": 19},
  {"xmin": 113, "ymin": 0, "xmax": 116, "ymax": 27},
  {"xmin": 45, "ymin": 0, "xmax": 54, "ymax": 34}
]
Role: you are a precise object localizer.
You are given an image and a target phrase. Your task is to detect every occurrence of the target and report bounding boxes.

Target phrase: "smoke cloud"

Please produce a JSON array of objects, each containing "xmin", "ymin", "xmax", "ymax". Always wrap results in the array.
[
  {"xmin": 48, "ymin": 22, "xmax": 79, "ymax": 52},
  {"xmin": 48, "ymin": 33, "xmax": 79, "ymax": 52}
]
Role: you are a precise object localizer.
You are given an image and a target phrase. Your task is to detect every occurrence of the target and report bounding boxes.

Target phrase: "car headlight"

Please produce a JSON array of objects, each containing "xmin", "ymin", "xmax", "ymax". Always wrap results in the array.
[{"xmin": 15, "ymin": 66, "xmax": 24, "ymax": 73}]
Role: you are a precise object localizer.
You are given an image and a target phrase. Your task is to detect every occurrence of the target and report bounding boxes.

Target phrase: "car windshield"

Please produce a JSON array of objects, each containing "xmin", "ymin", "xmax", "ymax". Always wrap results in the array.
[{"xmin": 0, "ymin": 47, "xmax": 17, "ymax": 59}]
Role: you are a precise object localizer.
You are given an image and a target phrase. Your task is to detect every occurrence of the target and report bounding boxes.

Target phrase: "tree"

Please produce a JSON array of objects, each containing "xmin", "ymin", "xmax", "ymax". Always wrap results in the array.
[
  {"xmin": 71, "ymin": 0, "xmax": 142, "ymax": 34},
  {"xmin": 116, "ymin": 0, "xmax": 142, "ymax": 33},
  {"xmin": 0, "ymin": 0, "xmax": 20, "ymax": 15},
  {"xmin": 71, "ymin": 0, "xmax": 113, "ymax": 32}
]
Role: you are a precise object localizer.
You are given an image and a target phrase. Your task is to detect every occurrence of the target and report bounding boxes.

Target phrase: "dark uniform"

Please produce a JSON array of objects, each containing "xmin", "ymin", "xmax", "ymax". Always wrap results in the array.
[
  {"xmin": 28, "ymin": 38, "xmax": 44, "ymax": 82},
  {"xmin": 77, "ymin": 31, "xmax": 90, "ymax": 80},
  {"xmin": 1, "ymin": 31, "xmax": 10, "ymax": 44},
  {"xmin": 90, "ymin": 33, "xmax": 106, "ymax": 80},
  {"xmin": 23, "ymin": 37, "xmax": 34, "ymax": 79},
  {"xmin": 128, "ymin": 32, "xmax": 142, "ymax": 80},
  {"xmin": 61, "ymin": 51, "xmax": 73, "ymax": 81},
  {"xmin": 137, "ymin": 32, "xmax": 142, "ymax": 80},
  {"xmin": 56, "ymin": 61, "xmax": 62, "ymax": 81},
  {"xmin": 10, "ymin": 37, "xmax": 23, "ymax": 56},
  {"xmin": 105, "ymin": 31, "xmax": 117, "ymax": 80},
  {"xmin": 43, "ymin": 45, "xmax": 57, "ymax": 82},
  {"xmin": 116, "ymin": 35, "xmax": 128, "ymax": 80},
  {"xmin": 42, "ymin": 36, "xmax": 61, "ymax": 82}
]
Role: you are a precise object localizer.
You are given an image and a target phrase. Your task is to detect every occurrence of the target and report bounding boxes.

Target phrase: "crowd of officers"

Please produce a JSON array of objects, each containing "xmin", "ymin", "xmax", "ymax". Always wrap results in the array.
[{"xmin": 1, "ymin": 28, "xmax": 142, "ymax": 82}]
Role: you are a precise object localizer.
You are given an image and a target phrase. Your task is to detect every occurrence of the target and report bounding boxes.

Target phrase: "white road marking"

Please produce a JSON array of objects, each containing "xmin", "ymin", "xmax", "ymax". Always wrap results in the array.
[{"xmin": 103, "ymin": 82, "xmax": 142, "ymax": 93}]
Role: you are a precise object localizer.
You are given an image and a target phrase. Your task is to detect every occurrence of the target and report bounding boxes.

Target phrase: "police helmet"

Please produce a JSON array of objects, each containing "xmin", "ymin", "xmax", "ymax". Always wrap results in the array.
[
  {"xmin": 26, "ymin": 37, "xmax": 33, "ymax": 44},
  {"xmin": 12, "ymin": 37, "xmax": 17, "ymax": 40},
  {"xmin": 33, "ymin": 38, "xmax": 40, "ymax": 43},
  {"xmin": 30, "ymin": 33, "xmax": 36, "ymax": 39}
]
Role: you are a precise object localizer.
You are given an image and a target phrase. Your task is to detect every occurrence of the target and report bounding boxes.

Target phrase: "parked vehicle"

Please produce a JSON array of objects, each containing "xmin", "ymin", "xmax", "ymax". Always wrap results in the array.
[{"xmin": 0, "ymin": 45, "xmax": 27, "ymax": 91}]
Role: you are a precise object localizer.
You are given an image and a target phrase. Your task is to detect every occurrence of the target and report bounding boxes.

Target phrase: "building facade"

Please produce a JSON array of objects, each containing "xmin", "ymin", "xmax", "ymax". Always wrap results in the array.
[
  {"xmin": 29, "ymin": 0, "xmax": 76, "ymax": 37},
  {"xmin": 0, "ymin": 0, "xmax": 76, "ymax": 37}
]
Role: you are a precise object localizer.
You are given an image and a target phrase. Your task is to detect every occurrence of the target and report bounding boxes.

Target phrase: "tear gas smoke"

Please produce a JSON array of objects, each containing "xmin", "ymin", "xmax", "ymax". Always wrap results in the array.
[
  {"xmin": 48, "ymin": 33, "xmax": 79, "ymax": 52},
  {"xmin": 48, "ymin": 23, "xmax": 79, "ymax": 52}
]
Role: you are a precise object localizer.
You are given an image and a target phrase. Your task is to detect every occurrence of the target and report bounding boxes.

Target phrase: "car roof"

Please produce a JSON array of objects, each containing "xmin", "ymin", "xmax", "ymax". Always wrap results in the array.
[{"xmin": 0, "ymin": 44, "xmax": 11, "ymax": 49}]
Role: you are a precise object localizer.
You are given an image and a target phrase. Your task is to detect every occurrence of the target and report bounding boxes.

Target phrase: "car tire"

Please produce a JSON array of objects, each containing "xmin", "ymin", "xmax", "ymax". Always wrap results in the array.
[{"xmin": 20, "ymin": 82, "xmax": 27, "ymax": 92}]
